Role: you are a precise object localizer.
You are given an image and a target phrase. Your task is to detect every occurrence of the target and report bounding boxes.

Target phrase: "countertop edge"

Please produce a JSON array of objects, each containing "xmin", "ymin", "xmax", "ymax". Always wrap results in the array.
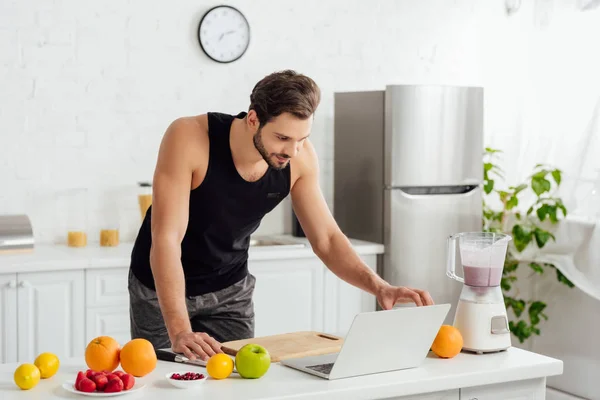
[
  {"xmin": 0, "ymin": 235, "xmax": 384, "ymax": 274},
  {"xmin": 273, "ymin": 358, "xmax": 563, "ymax": 399}
]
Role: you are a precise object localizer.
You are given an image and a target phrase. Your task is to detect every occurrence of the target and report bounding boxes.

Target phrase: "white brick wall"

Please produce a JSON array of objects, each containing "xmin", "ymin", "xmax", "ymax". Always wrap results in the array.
[{"xmin": 1, "ymin": 0, "xmax": 506, "ymax": 245}]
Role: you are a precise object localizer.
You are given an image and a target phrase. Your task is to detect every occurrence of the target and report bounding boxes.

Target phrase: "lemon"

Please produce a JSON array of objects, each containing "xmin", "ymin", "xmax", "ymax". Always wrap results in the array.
[
  {"xmin": 34, "ymin": 352, "xmax": 60, "ymax": 378},
  {"xmin": 14, "ymin": 363, "xmax": 41, "ymax": 390},
  {"xmin": 206, "ymin": 353, "xmax": 234, "ymax": 380}
]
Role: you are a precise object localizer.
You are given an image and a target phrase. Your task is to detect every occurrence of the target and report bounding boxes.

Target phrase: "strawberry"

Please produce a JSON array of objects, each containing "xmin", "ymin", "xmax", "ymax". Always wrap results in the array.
[
  {"xmin": 78, "ymin": 377, "xmax": 97, "ymax": 393},
  {"xmin": 121, "ymin": 374, "xmax": 135, "ymax": 390},
  {"xmin": 104, "ymin": 377, "xmax": 124, "ymax": 393},
  {"xmin": 105, "ymin": 373, "xmax": 119, "ymax": 381},
  {"xmin": 85, "ymin": 369, "xmax": 96, "ymax": 379},
  {"xmin": 75, "ymin": 371, "xmax": 86, "ymax": 390},
  {"xmin": 113, "ymin": 370, "xmax": 125, "ymax": 378},
  {"xmin": 92, "ymin": 373, "xmax": 109, "ymax": 391}
]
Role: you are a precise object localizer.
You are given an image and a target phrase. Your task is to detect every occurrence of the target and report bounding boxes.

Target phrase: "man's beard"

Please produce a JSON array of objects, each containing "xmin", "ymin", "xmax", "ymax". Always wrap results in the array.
[{"xmin": 253, "ymin": 128, "xmax": 290, "ymax": 170}]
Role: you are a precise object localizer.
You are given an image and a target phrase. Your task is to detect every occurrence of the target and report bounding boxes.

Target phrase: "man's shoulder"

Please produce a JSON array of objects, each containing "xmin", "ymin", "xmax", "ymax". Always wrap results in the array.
[
  {"xmin": 159, "ymin": 115, "xmax": 210, "ymax": 162},
  {"xmin": 290, "ymin": 139, "xmax": 319, "ymax": 183},
  {"xmin": 167, "ymin": 114, "xmax": 208, "ymax": 133}
]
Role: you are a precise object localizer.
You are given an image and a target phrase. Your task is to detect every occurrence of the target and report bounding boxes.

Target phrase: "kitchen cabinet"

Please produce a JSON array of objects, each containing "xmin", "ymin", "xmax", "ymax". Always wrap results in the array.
[
  {"xmin": 459, "ymin": 377, "xmax": 545, "ymax": 399},
  {"xmin": 16, "ymin": 270, "xmax": 85, "ymax": 362},
  {"xmin": 0, "ymin": 273, "xmax": 18, "ymax": 363},
  {"xmin": 388, "ymin": 390, "xmax": 459, "ymax": 399},
  {"xmin": 323, "ymin": 254, "xmax": 378, "ymax": 334},
  {"xmin": 251, "ymin": 258, "xmax": 324, "ymax": 337},
  {"xmin": 85, "ymin": 267, "xmax": 131, "ymax": 347},
  {"xmin": 0, "ymin": 239, "xmax": 383, "ymax": 361}
]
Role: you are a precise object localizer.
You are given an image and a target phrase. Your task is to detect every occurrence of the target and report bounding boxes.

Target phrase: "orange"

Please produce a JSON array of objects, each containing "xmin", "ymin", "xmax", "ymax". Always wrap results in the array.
[
  {"xmin": 431, "ymin": 325, "xmax": 463, "ymax": 358},
  {"xmin": 119, "ymin": 338, "xmax": 157, "ymax": 377},
  {"xmin": 85, "ymin": 336, "xmax": 121, "ymax": 372},
  {"xmin": 206, "ymin": 353, "xmax": 234, "ymax": 380}
]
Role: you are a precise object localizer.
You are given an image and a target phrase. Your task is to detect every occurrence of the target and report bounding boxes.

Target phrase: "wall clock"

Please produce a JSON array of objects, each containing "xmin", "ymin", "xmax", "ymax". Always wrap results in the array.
[{"xmin": 197, "ymin": 5, "xmax": 250, "ymax": 63}]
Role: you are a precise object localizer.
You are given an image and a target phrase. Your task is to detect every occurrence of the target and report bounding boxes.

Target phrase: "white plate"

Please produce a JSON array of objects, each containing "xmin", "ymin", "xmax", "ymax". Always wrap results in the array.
[{"xmin": 62, "ymin": 380, "xmax": 146, "ymax": 397}]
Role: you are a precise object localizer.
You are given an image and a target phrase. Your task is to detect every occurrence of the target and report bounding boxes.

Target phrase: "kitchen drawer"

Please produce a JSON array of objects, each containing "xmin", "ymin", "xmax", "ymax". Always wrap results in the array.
[
  {"xmin": 85, "ymin": 267, "xmax": 129, "ymax": 308},
  {"xmin": 460, "ymin": 377, "xmax": 545, "ymax": 399}
]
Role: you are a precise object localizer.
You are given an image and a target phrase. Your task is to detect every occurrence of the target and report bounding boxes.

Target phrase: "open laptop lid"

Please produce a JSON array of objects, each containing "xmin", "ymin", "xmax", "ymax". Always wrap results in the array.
[{"xmin": 329, "ymin": 303, "xmax": 451, "ymax": 379}]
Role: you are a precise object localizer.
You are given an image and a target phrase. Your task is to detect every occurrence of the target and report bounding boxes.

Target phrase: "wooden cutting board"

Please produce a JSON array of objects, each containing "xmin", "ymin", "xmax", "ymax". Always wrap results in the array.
[{"xmin": 221, "ymin": 331, "xmax": 344, "ymax": 362}]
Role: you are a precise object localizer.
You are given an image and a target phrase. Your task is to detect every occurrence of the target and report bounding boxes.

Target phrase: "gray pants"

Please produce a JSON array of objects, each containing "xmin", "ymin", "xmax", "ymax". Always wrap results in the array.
[{"xmin": 128, "ymin": 269, "xmax": 256, "ymax": 350}]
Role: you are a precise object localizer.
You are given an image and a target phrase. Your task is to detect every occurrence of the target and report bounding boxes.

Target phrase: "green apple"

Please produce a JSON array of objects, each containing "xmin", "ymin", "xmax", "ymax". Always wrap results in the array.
[{"xmin": 235, "ymin": 344, "xmax": 271, "ymax": 379}]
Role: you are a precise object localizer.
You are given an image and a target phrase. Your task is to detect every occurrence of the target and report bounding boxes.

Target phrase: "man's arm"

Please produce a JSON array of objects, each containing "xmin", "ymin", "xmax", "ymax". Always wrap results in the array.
[
  {"xmin": 291, "ymin": 141, "xmax": 434, "ymax": 309},
  {"xmin": 149, "ymin": 118, "xmax": 221, "ymax": 360}
]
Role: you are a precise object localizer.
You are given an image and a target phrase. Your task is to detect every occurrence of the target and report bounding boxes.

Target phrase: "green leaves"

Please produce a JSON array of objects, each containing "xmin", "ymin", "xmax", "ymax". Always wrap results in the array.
[
  {"xmin": 552, "ymin": 170, "xmax": 562, "ymax": 185},
  {"xmin": 556, "ymin": 269, "xmax": 575, "ymax": 288},
  {"xmin": 530, "ymin": 167, "xmax": 563, "ymax": 196},
  {"xmin": 505, "ymin": 297, "xmax": 526, "ymax": 317},
  {"xmin": 505, "ymin": 299, "xmax": 548, "ymax": 343},
  {"xmin": 533, "ymin": 228, "xmax": 554, "ymax": 248},
  {"xmin": 529, "ymin": 262, "xmax": 544, "ymax": 274},
  {"xmin": 482, "ymin": 149, "xmax": 572, "ymax": 343},
  {"xmin": 512, "ymin": 224, "xmax": 532, "ymax": 252},
  {"xmin": 528, "ymin": 301, "xmax": 548, "ymax": 325},
  {"xmin": 531, "ymin": 175, "xmax": 552, "ymax": 196}
]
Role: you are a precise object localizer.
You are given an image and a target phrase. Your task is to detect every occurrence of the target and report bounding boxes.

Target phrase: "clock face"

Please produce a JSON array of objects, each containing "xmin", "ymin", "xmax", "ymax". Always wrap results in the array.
[{"xmin": 197, "ymin": 6, "xmax": 250, "ymax": 63}]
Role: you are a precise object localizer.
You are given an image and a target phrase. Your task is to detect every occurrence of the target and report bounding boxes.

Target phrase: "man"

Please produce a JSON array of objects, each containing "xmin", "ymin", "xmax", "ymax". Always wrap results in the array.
[{"xmin": 128, "ymin": 70, "xmax": 434, "ymax": 362}]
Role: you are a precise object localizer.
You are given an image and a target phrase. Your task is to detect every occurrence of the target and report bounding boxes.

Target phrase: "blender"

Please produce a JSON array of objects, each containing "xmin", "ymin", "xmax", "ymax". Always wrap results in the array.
[{"xmin": 446, "ymin": 232, "xmax": 512, "ymax": 354}]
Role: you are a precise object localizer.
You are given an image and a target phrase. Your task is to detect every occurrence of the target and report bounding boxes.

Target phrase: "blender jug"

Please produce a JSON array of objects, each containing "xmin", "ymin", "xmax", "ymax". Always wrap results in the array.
[{"xmin": 446, "ymin": 232, "xmax": 511, "ymax": 287}]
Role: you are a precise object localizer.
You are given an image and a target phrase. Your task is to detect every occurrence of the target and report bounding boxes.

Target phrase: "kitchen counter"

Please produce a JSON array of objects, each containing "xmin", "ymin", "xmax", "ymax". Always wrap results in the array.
[
  {"xmin": 0, "ymin": 235, "xmax": 384, "ymax": 273},
  {"xmin": 0, "ymin": 347, "xmax": 562, "ymax": 399}
]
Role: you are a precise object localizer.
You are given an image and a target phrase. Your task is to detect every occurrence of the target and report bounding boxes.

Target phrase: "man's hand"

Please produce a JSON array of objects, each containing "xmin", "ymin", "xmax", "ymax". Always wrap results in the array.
[
  {"xmin": 376, "ymin": 284, "xmax": 435, "ymax": 310},
  {"xmin": 171, "ymin": 331, "xmax": 223, "ymax": 361}
]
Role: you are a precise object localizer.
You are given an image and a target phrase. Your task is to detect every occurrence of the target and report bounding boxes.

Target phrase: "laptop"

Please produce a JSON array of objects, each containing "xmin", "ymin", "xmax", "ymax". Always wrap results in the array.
[{"xmin": 280, "ymin": 303, "xmax": 451, "ymax": 380}]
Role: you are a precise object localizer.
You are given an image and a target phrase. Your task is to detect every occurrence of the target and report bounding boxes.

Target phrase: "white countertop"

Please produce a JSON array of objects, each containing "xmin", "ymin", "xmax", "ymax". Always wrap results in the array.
[
  {"xmin": 0, "ymin": 347, "xmax": 562, "ymax": 399},
  {"xmin": 0, "ymin": 235, "xmax": 384, "ymax": 274}
]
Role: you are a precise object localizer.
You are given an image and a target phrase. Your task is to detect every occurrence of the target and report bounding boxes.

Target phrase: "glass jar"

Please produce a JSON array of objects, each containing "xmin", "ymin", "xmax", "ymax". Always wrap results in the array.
[
  {"xmin": 99, "ymin": 194, "xmax": 120, "ymax": 247},
  {"xmin": 60, "ymin": 188, "xmax": 88, "ymax": 247},
  {"xmin": 137, "ymin": 182, "xmax": 152, "ymax": 221}
]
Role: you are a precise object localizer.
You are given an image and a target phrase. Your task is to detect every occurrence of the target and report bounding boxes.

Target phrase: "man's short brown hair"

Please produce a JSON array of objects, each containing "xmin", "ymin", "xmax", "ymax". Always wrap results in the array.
[{"xmin": 249, "ymin": 70, "xmax": 321, "ymax": 127}]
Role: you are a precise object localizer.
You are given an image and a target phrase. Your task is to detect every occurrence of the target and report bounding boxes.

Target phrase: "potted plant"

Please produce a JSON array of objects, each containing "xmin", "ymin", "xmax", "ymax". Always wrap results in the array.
[{"xmin": 482, "ymin": 147, "xmax": 575, "ymax": 343}]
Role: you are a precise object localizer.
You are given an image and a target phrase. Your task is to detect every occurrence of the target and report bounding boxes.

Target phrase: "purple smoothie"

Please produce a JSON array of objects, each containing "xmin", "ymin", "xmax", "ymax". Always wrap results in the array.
[{"xmin": 463, "ymin": 265, "xmax": 502, "ymax": 287}]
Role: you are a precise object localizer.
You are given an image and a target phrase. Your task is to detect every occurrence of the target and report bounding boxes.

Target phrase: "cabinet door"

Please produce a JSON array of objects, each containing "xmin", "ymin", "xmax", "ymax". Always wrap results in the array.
[
  {"xmin": 85, "ymin": 267, "xmax": 131, "ymax": 346},
  {"xmin": 85, "ymin": 267, "xmax": 129, "ymax": 309},
  {"xmin": 250, "ymin": 258, "xmax": 324, "ymax": 337},
  {"xmin": 323, "ymin": 254, "xmax": 378, "ymax": 335},
  {"xmin": 0, "ymin": 273, "xmax": 18, "ymax": 363},
  {"xmin": 17, "ymin": 270, "xmax": 85, "ymax": 362},
  {"xmin": 460, "ymin": 377, "xmax": 546, "ymax": 400},
  {"xmin": 86, "ymin": 307, "xmax": 131, "ymax": 348}
]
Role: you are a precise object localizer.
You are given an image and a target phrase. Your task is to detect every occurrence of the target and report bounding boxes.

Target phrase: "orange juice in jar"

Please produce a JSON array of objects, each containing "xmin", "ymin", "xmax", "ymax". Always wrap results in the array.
[
  {"xmin": 100, "ymin": 229, "xmax": 119, "ymax": 247},
  {"xmin": 68, "ymin": 231, "xmax": 87, "ymax": 247},
  {"xmin": 62, "ymin": 188, "xmax": 88, "ymax": 248}
]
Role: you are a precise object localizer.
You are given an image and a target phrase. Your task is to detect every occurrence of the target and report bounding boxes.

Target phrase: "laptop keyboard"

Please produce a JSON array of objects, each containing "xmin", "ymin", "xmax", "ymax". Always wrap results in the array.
[{"xmin": 306, "ymin": 362, "xmax": 334, "ymax": 375}]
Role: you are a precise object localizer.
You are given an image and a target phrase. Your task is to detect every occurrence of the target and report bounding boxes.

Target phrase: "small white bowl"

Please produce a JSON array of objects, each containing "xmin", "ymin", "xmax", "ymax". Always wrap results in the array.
[{"xmin": 165, "ymin": 371, "xmax": 208, "ymax": 389}]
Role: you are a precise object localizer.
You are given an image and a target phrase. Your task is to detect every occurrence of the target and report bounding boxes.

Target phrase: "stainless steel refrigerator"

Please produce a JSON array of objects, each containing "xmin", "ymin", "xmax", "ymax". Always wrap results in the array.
[{"xmin": 333, "ymin": 85, "xmax": 483, "ymax": 324}]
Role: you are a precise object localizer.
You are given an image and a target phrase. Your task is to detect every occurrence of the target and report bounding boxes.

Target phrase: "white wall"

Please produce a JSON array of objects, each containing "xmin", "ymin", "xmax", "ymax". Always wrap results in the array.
[{"xmin": 2, "ymin": 0, "xmax": 597, "ymax": 245}]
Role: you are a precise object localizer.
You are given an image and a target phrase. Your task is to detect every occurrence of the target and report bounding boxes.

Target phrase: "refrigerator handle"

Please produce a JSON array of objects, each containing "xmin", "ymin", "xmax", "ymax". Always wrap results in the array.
[
  {"xmin": 446, "ymin": 234, "xmax": 464, "ymax": 283},
  {"xmin": 385, "ymin": 184, "xmax": 480, "ymax": 197}
]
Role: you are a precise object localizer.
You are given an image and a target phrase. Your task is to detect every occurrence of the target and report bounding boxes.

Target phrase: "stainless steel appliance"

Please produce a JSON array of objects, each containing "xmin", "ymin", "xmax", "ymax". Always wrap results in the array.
[
  {"xmin": 0, "ymin": 214, "xmax": 34, "ymax": 254},
  {"xmin": 333, "ymin": 85, "xmax": 483, "ymax": 323}
]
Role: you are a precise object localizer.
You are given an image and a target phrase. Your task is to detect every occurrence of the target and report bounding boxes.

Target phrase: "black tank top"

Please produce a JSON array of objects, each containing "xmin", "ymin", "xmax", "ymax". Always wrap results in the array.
[{"xmin": 130, "ymin": 111, "xmax": 291, "ymax": 296}]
